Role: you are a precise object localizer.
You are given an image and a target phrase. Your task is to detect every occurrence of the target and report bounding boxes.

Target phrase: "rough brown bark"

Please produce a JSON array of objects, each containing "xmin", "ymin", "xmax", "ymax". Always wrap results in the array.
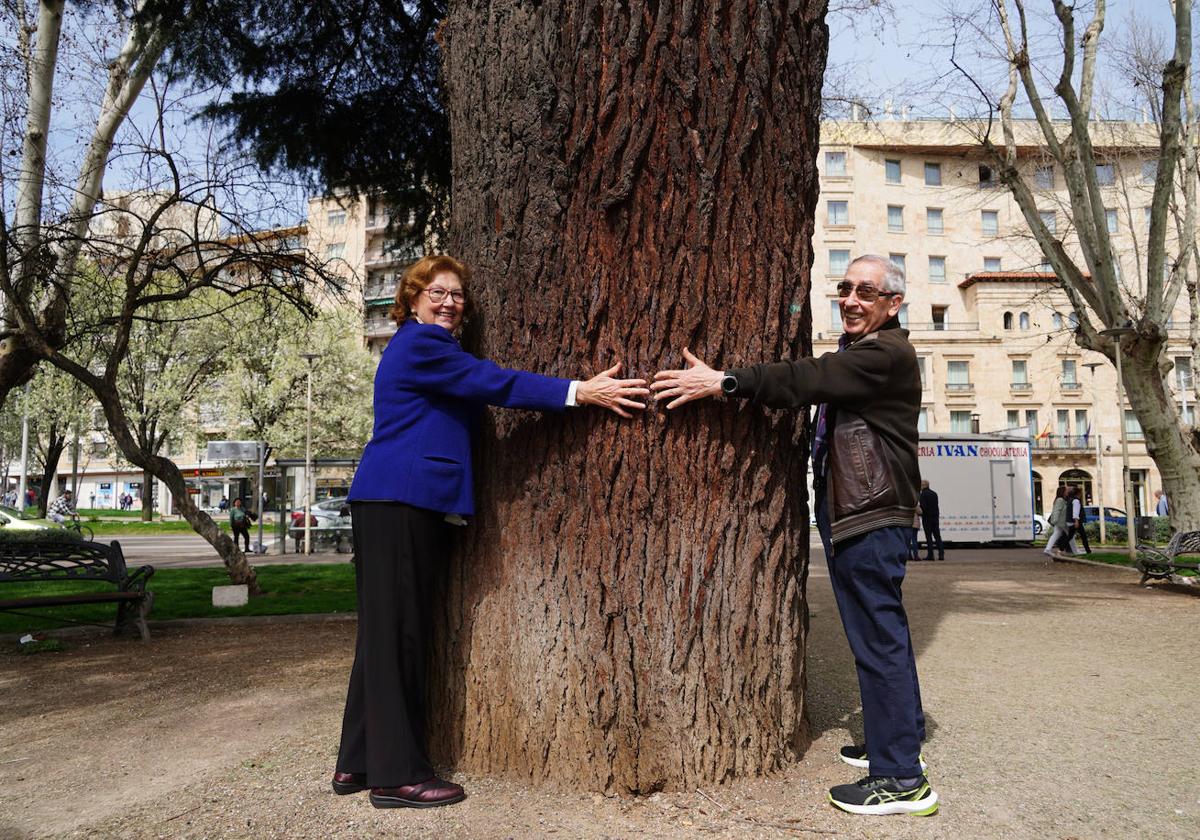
[
  {"xmin": 35, "ymin": 423, "xmax": 68, "ymax": 518},
  {"xmin": 431, "ymin": 0, "xmax": 827, "ymax": 793}
]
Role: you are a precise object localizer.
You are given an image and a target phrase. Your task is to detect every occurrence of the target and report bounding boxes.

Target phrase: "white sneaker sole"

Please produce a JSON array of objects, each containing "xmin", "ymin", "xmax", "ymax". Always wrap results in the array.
[
  {"xmin": 838, "ymin": 753, "xmax": 927, "ymax": 772},
  {"xmin": 828, "ymin": 789, "xmax": 939, "ymax": 816}
]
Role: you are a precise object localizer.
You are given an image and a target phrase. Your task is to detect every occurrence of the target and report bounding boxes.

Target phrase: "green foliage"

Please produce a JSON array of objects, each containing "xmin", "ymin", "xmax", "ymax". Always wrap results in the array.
[
  {"xmin": 212, "ymin": 303, "xmax": 374, "ymax": 458},
  {"xmin": 161, "ymin": 0, "xmax": 450, "ymax": 242},
  {"xmin": 0, "ymin": 562, "xmax": 357, "ymax": 634}
]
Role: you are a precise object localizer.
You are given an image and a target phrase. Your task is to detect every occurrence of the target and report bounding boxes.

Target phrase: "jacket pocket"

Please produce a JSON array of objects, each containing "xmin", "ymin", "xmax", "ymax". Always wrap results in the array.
[{"xmin": 831, "ymin": 416, "xmax": 899, "ymax": 518}]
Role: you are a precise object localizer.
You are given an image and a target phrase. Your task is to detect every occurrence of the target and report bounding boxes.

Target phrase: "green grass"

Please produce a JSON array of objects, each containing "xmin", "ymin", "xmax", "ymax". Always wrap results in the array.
[
  {"xmin": 86, "ymin": 520, "xmax": 238, "ymax": 536},
  {"xmin": 0, "ymin": 562, "xmax": 357, "ymax": 634},
  {"xmin": 1064, "ymin": 550, "xmax": 1199, "ymax": 576}
]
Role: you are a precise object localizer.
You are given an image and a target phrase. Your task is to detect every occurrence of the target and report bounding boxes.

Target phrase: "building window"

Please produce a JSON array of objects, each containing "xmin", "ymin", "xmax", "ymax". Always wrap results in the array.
[
  {"xmin": 1096, "ymin": 163, "xmax": 1115, "ymax": 186},
  {"xmin": 1007, "ymin": 409, "xmax": 1021, "ymax": 429},
  {"xmin": 932, "ymin": 305, "xmax": 948, "ymax": 330},
  {"xmin": 887, "ymin": 204, "xmax": 905, "ymax": 232},
  {"xmin": 918, "ymin": 408, "xmax": 930, "ymax": 432},
  {"xmin": 950, "ymin": 410, "xmax": 974, "ymax": 432},
  {"xmin": 1019, "ymin": 311, "xmax": 1030, "ymax": 330},
  {"xmin": 928, "ymin": 256, "xmax": 946, "ymax": 283},
  {"xmin": 898, "ymin": 303, "xmax": 909, "ymax": 327},
  {"xmin": 926, "ymin": 207, "xmax": 944, "ymax": 234},
  {"xmin": 829, "ymin": 249, "xmax": 850, "ymax": 276},
  {"xmin": 885, "ymin": 158, "xmax": 902, "ymax": 184},
  {"xmin": 326, "ymin": 209, "xmax": 347, "ymax": 226},
  {"xmin": 1011, "ymin": 359, "xmax": 1028, "ymax": 385},
  {"xmin": 1075, "ymin": 409, "xmax": 1090, "ymax": 442},
  {"xmin": 325, "ymin": 242, "xmax": 345, "ymax": 259},
  {"xmin": 1068, "ymin": 312, "xmax": 1079, "ymax": 329},
  {"xmin": 1124, "ymin": 409, "xmax": 1144, "ymax": 440},
  {"xmin": 947, "ymin": 360, "xmax": 970, "ymax": 389},
  {"xmin": 1181, "ymin": 403, "xmax": 1196, "ymax": 425},
  {"xmin": 978, "ymin": 164, "xmax": 997, "ymax": 187},
  {"xmin": 917, "ymin": 357, "xmax": 928, "ymax": 390},
  {"xmin": 1105, "ymin": 208, "xmax": 1118, "ymax": 233},
  {"xmin": 827, "ymin": 200, "xmax": 849, "ymax": 226},
  {"xmin": 1003, "ymin": 311, "xmax": 1014, "ymax": 330},
  {"xmin": 1175, "ymin": 356, "xmax": 1193, "ymax": 390},
  {"xmin": 1142, "ymin": 160, "xmax": 1157, "ymax": 183},
  {"xmin": 1057, "ymin": 409, "xmax": 1070, "ymax": 438},
  {"xmin": 984, "ymin": 257, "xmax": 1002, "ymax": 272},
  {"xmin": 825, "ymin": 151, "xmax": 847, "ymax": 176},
  {"xmin": 1026, "ymin": 409, "xmax": 1040, "ymax": 436},
  {"xmin": 1051, "ymin": 312, "xmax": 1063, "ymax": 330},
  {"xmin": 981, "ymin": 210, "xmax": 999, "ymax": 236},
  {"xmin": 924, "ymin": 161, "xmax": 942, "ymax": 186},
  {"xmin": 1035, "ymin": 164, "xmax": 1054, "ymax": 189},
  {"xmin": 889, "ymin": 253, "xmax": 906, "ymax": 273},
  {"xmin": 1062, "ymin": 359, "xmax": 1078, "ymax": 386},
  {"xmin": 1039, "ymin": 210, "xmax": 1056, "ymax": 234},
  {"xmin": 831, "ymin": 300, "xmax": 842, "ymax": 331}
]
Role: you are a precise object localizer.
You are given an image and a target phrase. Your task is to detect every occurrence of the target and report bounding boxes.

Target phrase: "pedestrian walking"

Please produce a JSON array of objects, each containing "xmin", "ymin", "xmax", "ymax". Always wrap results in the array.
[
  {"xmin": 1069, "ymin": 486, "xmax": 1091, "ymax": 555},
  {"xmin": 229, "ymin": 498, "xmax": 252, "ymax": 551},
  {"xmin": 1155, "ymin": 490, "xmax": 1169, "ymax": 516},
  {"xmin": 1044, "ymin": 485, "xmax": 1071, "ymax": 556},
  {"xmin": 919, "ymin": 480, "xmax": 945, "ymax": 561}
]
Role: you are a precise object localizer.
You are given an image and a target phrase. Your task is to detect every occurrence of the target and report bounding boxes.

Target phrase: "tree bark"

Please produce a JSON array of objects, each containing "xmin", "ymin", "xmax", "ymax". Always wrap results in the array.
[
  {"xmin": 142, "ymin": 466, "xmax": 154, "ymax": 521},
  {"xmin": 431, "ymin": 0, "xmax": 827, "ymax": 793},
  {"xmin": 35, "ymin": 424, "xmax": 68, "ymax": 518}
]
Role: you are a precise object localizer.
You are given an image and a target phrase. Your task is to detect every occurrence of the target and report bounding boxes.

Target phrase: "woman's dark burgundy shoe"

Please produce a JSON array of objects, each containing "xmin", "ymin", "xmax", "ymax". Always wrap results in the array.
[
  {"xmin": 331, "ymin": 771, "xmax": 368, "ymax": 795},
  {"xmin": 369, "ymin": 777, "xmax": 466, "ymax": 809}
]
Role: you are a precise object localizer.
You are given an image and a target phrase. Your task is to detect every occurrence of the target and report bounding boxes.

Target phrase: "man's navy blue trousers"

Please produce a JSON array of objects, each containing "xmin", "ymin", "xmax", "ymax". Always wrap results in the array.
[{"xmin": 815, "ymin": 488, "xmax": 926, "ymax": 778}]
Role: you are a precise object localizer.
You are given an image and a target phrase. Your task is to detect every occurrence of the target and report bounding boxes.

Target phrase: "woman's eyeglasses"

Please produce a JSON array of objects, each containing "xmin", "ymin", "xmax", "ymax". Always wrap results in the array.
[
  {"xmin": 423, "ymin": 287, "xmax": 466, "ymax": 304},
  {"xmin": 836, "ymin": 281, "xmax": 899, "ymax": 303}
]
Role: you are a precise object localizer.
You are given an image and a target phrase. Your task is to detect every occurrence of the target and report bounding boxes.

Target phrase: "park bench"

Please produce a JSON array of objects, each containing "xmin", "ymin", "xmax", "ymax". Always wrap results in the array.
[
  {"xmin": 1135, "ymin": 530, "xmax": 1200, "ymax": 587},
  {"xmin": 0, "ymin": 539, "xmax": 155, "ymax": 640},
  {"xmin": 287, "ymin": 523, "xmax": 353, "ymax": 554}
]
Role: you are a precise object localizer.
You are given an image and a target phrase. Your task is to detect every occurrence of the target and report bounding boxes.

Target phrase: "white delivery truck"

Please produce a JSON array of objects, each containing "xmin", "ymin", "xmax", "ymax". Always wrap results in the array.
[{"xmin": 918, "ymin": 433, "xmax": 1035, "ymax": 543}]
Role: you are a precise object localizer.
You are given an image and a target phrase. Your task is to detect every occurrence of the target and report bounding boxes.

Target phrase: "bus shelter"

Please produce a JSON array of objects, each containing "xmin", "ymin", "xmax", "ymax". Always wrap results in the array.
[{"xmin": 273, "ymin": 457, "xmax": 359, "ymax": 555}]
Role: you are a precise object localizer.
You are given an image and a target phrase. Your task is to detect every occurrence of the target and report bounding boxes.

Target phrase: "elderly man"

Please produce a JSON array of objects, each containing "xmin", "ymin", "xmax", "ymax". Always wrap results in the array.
[{"xmin": 652, "ymin": 255, "xmax": 935, "ymax": 816}]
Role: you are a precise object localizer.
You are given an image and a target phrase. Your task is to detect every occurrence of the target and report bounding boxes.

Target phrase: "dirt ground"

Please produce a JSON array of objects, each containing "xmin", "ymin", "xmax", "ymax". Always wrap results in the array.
[{"xmin": 1, "ymin": 548, "xmax": 1197, "ymax": 840}]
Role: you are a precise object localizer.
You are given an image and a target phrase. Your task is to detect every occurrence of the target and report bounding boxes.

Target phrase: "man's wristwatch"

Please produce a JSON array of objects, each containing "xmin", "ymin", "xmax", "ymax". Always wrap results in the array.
[{"xmin": 720, "ymin": 372, "xmax": 739, "ymax": 395}]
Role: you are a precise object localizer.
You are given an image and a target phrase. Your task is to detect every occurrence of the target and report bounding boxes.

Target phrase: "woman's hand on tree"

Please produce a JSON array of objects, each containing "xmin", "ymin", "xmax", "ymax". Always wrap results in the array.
[{"xmin": 576, "ymin": 362, "xmax": 650, "ymax": 418}]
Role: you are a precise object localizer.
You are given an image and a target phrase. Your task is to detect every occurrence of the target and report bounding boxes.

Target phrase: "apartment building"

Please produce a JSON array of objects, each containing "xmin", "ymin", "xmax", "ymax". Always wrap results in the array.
[
  {"xmin": 305, "ymin": 194, "xmax": 422, "ymax": 356},
  {"xmin": 816, "ymin": 119, "xmax": 1192, "ymax": 516}
]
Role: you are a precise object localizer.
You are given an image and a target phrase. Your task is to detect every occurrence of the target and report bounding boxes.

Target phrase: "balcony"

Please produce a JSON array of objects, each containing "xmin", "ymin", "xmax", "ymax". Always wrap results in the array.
[
  {"xmin": 364, "ymin": 247, "xmax": 421, "ymax": 269},
  {"xmin": 908, "ymin": 322, "xmax": 979, "ymax": 332},
  {"xmin": 1060, "ymin": 380, "xmax": 1083, "ymax": 394},
  {"xmin": 946, "ymin": 382, "xmax": 974, "ymax": 394},
  {"xmin": 364, "ymin": 318, "xmax": 398, "ymax": 338},
  {"xmin": 363, "ymin": 282, "xmax": 395, "ymax": 303},
  {"xmin": 1010, "ymin": 382, "xmax": 1033, "ymax": 393},
  {"xmin": 1033, "ymin": 434, "xmax": 1096, "ymax": 453}
]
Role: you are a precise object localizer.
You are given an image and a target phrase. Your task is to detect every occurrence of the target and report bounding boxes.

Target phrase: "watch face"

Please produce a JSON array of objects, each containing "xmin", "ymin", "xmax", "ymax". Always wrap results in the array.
[{"xmin": 722, "ymin": 374, "xmax": 738, "ymax": 394}]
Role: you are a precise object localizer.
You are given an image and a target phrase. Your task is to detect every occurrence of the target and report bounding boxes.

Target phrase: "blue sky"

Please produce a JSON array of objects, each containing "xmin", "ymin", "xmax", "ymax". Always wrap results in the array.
[{"xmin": 826, "ymin": 0, "xmax": 1185, "ymax": 119}]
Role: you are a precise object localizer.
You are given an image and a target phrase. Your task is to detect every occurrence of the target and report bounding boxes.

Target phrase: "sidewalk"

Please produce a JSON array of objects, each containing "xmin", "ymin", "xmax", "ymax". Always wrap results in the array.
[{"xmin": 1, "ymin": 547, "xmax": 1195, "ymax": 839}]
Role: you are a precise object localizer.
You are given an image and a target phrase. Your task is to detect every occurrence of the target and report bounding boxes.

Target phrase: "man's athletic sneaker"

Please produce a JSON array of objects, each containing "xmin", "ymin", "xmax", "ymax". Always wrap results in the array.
[
  {"xmin": 828, "ymin": 775, "xmax": 939, "ymax": 816},
  {"xmin": 838, "ymin": 745, "xmax": 927, "ymax": 772}
]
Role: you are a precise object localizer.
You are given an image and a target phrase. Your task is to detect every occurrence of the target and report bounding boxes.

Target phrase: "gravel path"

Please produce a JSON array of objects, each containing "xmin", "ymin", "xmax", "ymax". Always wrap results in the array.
[{"xmin": 1, "ymin": 548, "xmax": 1196, "ymax": 839}]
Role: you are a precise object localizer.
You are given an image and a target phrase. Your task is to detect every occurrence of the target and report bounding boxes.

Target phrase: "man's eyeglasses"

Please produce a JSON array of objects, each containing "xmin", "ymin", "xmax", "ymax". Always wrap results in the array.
[
  {"xmin": 423, "ymin": 287, "xmax": 466, "ymax": 304},
  {"xmin": 836, "ymin": 281, "xmax": 899, "ymax": 303}
]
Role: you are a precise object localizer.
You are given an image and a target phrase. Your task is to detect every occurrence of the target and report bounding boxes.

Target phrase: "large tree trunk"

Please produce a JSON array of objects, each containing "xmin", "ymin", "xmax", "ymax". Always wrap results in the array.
[
  {"xmin": 1120, "ymin": 339, "xmax": 1200, "ymax": 528},
  {"xmin": 430, "ymin": 0, "xmax": 827, "ymax": 793}
]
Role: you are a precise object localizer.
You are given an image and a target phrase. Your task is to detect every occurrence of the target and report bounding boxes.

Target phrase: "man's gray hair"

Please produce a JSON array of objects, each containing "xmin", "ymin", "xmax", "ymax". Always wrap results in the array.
[{"xmin": 848, "ymin": 254, "xmax": 906, "ymax": 296}]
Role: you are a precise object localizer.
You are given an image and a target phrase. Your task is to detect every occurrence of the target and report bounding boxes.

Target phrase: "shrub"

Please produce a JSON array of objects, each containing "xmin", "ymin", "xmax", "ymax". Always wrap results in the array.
[{"xmin": 0, "ymin": 529, "xmax": 81, "ymax": 545}]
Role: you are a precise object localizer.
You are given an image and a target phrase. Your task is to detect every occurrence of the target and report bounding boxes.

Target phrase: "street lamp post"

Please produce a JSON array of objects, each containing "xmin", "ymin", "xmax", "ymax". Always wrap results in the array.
[
  {"xmin": 1099, "ymin": 327, "xmax": 1137, "ymax": 561},
  {"xmin": 1083, "ymin": 361, "xmax": 1106, "ymax": 546},
  {"xmin": 301, "ymin": 353, "xmax": 321, "ymax": 555}
]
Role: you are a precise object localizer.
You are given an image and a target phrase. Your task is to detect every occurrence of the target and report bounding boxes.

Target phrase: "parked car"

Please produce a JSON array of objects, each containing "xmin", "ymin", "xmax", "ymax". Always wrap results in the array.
[
  {"xmin": 0, "ymin": 505, "xmax": 57, "ymax": 531},
  {"xmin": 290, "ymin": 496, "xmax": 351, "ymax": 529},
  {"xmin": 1033, "ymin": 514, "xmax": 1049, "ymax": 537},
  {"xmin": 1082, "ymin": 505, "xmax": 1127, "ymax": 526}
]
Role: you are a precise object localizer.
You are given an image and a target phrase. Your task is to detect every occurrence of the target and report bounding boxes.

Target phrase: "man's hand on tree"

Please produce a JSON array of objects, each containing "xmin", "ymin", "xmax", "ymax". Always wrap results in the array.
[{"xmin": 652, "ymin": 347, "xmax": 723, "ymax": 409}]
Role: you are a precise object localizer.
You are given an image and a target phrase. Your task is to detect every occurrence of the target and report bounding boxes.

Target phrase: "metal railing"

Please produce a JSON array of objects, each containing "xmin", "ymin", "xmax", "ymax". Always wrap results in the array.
[
  {"xmin": 908, "ymin": 322, "xmax": 980, "ymax": 332},
  {"xmin": 1032, "ymin": 434, "xmax": 1094, "ymax": 451},
  {"xmin": 946, "ymin": 382, "xmax": 974, "ymax": 392},
  {"xmin": 1010, "ymin": 382, "xmax": 1033, "ymax": 392}
]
